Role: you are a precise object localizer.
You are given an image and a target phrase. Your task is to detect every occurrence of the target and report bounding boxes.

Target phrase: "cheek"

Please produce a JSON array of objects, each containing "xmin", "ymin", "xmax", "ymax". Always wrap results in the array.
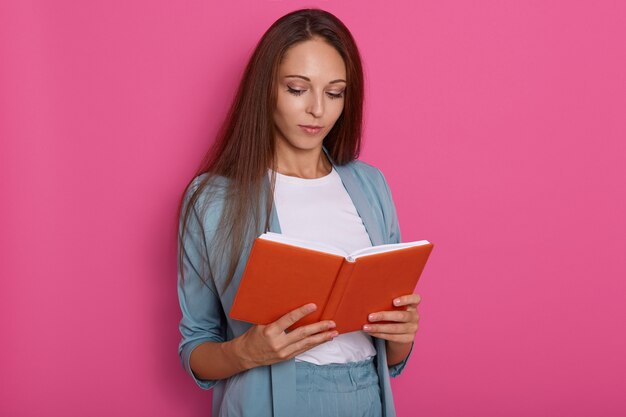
[
  {"xmin": 329, "ymin": 101, "xmax": 345, "ymax": 122},
  {"xmin": 275, "ymin": 98, "xmax": 301, "ymax": 124},
  {"xmin": 273, "ymin": 99, "xmax": 287, "ymax": 124}
]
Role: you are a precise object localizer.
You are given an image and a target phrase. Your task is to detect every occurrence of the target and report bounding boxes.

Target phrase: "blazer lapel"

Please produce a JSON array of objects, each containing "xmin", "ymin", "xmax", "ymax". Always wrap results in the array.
[{"xmin": 322, "ymin": 146, "xmax": 385, "ymax": 246}]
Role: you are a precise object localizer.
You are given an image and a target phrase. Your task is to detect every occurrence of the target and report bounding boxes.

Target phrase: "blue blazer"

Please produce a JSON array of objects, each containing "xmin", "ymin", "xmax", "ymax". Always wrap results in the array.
[{"xmin": 178, "ymin": 146, "xmax": 414, "ymax": 417}]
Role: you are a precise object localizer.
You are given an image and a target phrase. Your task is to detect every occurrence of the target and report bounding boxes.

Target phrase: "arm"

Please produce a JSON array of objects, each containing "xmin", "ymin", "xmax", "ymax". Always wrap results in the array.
[
  {"xmin": 177, "ymin": 179, "xmax": 338, "ymax": 386},
  {"xmin": 188, "ymin": 339, "xmax": 247, "ymax": 381},
  {"xmin": 187, "ymin": 306, "xmax": 341, "ymax": 382},
  {"xmin": 386, "ymin": 339, "xmax": 414, "ymax": 367},
  {"xmin": 374, "ymin": 168, "xmax": 418, "ymax": 375},
  {"xmin": 177, "ymin": 184, "xmax": 229, "ymax": 389}
]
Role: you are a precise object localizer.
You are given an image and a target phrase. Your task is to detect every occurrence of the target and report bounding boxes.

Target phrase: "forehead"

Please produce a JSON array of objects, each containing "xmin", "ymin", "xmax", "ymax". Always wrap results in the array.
[{"xmin": 279, "ymin": 38, "xmax": 346, "ymax": 81}]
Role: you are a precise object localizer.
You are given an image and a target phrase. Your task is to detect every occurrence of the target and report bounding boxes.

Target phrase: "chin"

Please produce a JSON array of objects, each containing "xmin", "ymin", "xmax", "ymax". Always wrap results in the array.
[
  {"xmin": 294, "ymin": 142, "xmax": 324, "ymax": 152},
  {"xmin": 282, "ymin": 135, "xmax": 324, "ymax": 151}
]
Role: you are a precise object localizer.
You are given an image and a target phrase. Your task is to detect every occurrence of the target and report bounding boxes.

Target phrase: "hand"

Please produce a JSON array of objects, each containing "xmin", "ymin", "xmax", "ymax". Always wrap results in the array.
[
  {"xmin": 362, "ymin": 293, "xmax": 421, "ymax": 343},
  {"xmin": 234, "ymin": 303, "xmax": 338, "ymax": 369}
]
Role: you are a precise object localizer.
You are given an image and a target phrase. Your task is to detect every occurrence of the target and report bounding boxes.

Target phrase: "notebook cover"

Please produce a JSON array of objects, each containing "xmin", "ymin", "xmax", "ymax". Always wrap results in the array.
[{"xmin": 229, "ymin": 238, "xmax": 345, "ymax": 330}]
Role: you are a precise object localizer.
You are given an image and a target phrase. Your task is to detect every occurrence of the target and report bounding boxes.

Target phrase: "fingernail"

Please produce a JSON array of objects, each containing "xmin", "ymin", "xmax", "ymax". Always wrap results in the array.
[
  {"xmin": 363, "ymin": 325, "xmax": 371, "ymax": 331},
  {"xmin": 369, "ymin": 314, "xmax": 376, "ymax": 321},
  {"xmin": 330, "ymin": 331, "xmax": 338, "ymax": 337},
  {"xmin": 328, "ymin": 321, "xmax": 336, "ymax": 328},
  {"xmin": 394, "ymin": 299, "xmax": 401, "ymax": 305}
]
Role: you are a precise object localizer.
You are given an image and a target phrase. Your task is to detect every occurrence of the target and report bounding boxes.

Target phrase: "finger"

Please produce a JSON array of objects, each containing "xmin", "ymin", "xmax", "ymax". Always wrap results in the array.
[
  {"xmin": 285, "ymin": 320, "xmax": 336, "ymax": 344},
  {"xmin": 392, "ymin": 294, "xmax": 421, "ymax": 308},
  {"xmin": 363, "ymin": 322, "xmax": 416, "ymax": 334},
  {"xmin": 283, "ymin": 329, "xmax": 339, "ymax": 358},
  {"xmin": 270, "ymin": 303, "xmax": 317, "ymax": 335},
  {"xmin": 368, "ymin": 310, "xmax": 414, "ymax": 323},
  {"xmin": 367, "ymin": 332, "xmax": 415, "ymax": 343}
]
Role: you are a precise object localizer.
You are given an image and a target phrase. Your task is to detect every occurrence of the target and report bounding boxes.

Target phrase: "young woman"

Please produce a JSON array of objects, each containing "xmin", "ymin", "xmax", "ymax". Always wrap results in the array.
[{"xmin": 177, "ymin": 8, "xmax": 421, "ymax": 417}]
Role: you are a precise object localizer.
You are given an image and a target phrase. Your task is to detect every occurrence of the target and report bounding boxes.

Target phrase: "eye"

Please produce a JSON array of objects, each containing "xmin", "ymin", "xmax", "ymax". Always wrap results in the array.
[
  {"xmin": 287, "ymin": 86, "xmax": 305, "ymax": 96},
  {"xmin": 327, "ymin": 91, "xmax": 345, "ymax": 100},
  {"xmin": 287, "ymin": 86, "xmax": 345, "ymax": 99}
]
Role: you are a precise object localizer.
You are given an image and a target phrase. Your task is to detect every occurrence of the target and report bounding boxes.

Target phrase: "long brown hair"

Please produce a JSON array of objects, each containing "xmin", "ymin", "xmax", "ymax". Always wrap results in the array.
[{"xmin": 177, "ymin": 8, "xmax": 365, "ymax": 292}]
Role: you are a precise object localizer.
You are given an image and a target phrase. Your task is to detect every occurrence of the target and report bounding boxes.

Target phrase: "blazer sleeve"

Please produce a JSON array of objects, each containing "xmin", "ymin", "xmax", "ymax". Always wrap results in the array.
[
  {"xmin": 376, "ymin": 168, "xmax": 414, "ymax": 378},
  {"xmin": 177, "ymin": 178, "xmax": 227, "ymax": 390}
]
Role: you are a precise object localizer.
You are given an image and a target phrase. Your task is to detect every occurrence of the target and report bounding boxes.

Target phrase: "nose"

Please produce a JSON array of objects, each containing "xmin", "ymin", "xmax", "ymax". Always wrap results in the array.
[{"xmin": 306, "ymin": 89, "xmax": 324, "ymax": 118}]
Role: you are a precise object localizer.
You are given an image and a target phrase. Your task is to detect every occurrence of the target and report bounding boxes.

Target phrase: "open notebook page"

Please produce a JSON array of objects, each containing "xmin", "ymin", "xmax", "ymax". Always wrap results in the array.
[
  {"xmin": 258, "ymin": 232, "xmax": 348, "ymax": 257},
  {"xmin": 347, "ymin": 240, "xmax": 431, "ymax": 260},
  {"xmin": 258, "ymin": 232, "xmax": 430, "ymax": 261}
]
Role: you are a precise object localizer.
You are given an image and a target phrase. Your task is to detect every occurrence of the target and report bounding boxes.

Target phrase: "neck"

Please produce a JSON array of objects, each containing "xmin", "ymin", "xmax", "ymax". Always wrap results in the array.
[{"xmin": 274, "ymin": 141, "xmax": 332, "ymax": 179}]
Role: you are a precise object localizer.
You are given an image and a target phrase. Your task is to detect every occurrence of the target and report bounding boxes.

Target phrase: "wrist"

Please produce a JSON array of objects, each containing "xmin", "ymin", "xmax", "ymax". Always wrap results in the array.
[
  {"xmin": 386, "ymin": 339, "xmax": 413, "ymax": 366},
  {"xmin": 223, "ymin": 336, "xmax": 253, "ymax": 372},
  {"xmin": 386, "ymin": 339, "xmax": 413, "ymax": 349}
]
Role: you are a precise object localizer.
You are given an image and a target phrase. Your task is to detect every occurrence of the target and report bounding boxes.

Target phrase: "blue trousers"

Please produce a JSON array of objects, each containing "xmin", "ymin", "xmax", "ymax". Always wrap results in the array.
[{"xmin": 295, "ymin": 357, "xmax": 383, "ymax": 417}]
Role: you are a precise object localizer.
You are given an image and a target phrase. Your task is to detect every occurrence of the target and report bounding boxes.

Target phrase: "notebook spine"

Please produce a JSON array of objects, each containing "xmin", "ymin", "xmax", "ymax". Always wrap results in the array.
[{"xmin": 320, "ymin": 260, "xmax": 356, "ymax": 321}]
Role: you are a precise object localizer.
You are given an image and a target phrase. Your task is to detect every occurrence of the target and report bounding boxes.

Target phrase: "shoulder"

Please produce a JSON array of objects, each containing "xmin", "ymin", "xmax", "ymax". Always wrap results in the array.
[
  {"xmin": 182, "ymin": 172, "xmax": 230, "ymax": 228},
  {"xmin": 186, "ymin": 172, "xmax": 228, "ymax": 197},
  {"xmin": 345, "ymin": 158, "xmax": 381, "ymax": 176},
  {"xmin": 341, "ymin": 159, "xmax": 391, "ymax": 194},
  {"xmin": 184, "ymin": 173, "xmax": 229, "ymax": 205},
  {"xmin": 343, "ymin": 158, "xmax": 397, "ymax": 212}
]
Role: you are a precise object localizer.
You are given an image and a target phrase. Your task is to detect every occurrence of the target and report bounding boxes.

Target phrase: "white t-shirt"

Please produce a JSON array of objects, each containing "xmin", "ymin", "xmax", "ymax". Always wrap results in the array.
[{"xmin": 269, "ymin": 166, "xmax": 377, "ymax": 364}]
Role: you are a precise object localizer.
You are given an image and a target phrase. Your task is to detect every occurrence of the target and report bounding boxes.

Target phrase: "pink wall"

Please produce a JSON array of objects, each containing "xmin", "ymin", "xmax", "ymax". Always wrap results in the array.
[{"xmin": 1, "ymin": 1, "xmax": 625, "ymax": 416}]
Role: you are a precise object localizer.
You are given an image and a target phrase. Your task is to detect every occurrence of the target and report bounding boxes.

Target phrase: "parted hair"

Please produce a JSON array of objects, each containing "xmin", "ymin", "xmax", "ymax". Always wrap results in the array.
[{"xmin": 177, "ymin": 8, "xmax": 365, "ymax": 292}]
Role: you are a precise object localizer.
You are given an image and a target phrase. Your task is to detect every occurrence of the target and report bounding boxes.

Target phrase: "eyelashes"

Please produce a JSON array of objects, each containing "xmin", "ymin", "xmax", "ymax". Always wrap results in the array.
[{"xmin": 287, "ymin": 86, "xmax": 344, "ymax": 100}]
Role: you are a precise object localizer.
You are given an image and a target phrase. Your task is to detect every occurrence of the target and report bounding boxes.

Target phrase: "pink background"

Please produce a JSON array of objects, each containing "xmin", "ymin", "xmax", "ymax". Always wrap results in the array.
[{"xmin": 1, "ymin": 1, "xmax": 625, "ymax": 416}]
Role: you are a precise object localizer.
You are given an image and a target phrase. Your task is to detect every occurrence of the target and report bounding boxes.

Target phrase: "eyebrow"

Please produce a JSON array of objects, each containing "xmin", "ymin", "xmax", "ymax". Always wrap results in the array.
[{"xmin": 284, "ymin": 75, "xmax": 346, "ymax": 84}]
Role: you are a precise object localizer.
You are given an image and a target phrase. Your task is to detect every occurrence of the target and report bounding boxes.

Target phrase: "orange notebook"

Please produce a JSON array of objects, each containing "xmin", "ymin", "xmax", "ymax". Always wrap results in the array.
[{"xmin": 230, "ymin": 232, "xmax": 434, "ymax": 334}]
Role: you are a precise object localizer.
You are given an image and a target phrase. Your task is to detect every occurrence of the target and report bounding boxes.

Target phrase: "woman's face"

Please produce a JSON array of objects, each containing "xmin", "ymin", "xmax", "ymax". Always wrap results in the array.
[{"xmin": 273, "ymin": 37, "xmax": 347, "ymax": 153}]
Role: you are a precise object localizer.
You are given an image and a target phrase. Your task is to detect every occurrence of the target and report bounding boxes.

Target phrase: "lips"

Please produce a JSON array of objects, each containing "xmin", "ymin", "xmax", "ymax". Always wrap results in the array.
[{"xmin": 299, "ymin": 125, "xmax": 323, "ymax": 134}]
